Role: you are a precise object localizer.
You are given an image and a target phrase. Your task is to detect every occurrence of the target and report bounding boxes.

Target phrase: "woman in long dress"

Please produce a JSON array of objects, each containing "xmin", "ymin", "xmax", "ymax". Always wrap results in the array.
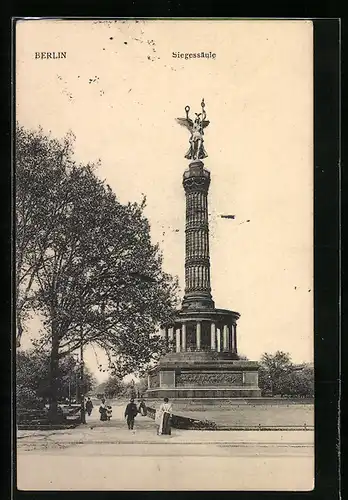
[
  {"xmin": 157, "ymin": 398, "xmax": 172, "ymax": 435},
  {"xmin": 99, "ymin": 399, "xmax": 108, "ymax": 422},
  {"xmin": 138, "ymin": 399, "xmax": 147, "ymax": 416}
]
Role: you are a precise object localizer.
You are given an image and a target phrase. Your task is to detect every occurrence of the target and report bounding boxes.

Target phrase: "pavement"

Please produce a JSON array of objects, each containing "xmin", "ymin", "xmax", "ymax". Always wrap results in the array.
[{"xmin": 16, "ymin": 401, "xmax": 315, "ymax": 491}]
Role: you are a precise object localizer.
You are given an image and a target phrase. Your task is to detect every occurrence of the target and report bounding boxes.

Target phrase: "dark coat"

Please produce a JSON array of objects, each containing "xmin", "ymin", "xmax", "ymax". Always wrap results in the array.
[
  {"xmin": 86, "ymin": 400, "xmax": 93, "ymax": 411},
  {"xmin": 99, "ymin": 405, "xmax": 108, "ymax": 421},
  {"xmin": 125, "ymin": 402, "xmax": 138, "ymax": 419}
]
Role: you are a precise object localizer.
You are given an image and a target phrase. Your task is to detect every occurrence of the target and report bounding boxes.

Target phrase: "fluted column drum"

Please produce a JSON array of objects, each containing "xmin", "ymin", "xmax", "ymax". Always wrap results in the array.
[{"xmin": 182, "ymin": 160, "xmax": 214, "ymax": 310}]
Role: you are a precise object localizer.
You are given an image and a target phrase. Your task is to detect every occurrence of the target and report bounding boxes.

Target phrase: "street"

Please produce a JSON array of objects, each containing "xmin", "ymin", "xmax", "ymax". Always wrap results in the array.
[{"xmin": 17, "ymin": 401, "xmax": 314, "ymax": 491}]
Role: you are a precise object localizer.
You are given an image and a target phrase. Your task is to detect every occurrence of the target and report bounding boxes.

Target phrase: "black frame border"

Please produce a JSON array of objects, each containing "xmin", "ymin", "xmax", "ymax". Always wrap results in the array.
[{"xmin": 3, "ymin": 16, "xmax": 340, "ymax": 500}]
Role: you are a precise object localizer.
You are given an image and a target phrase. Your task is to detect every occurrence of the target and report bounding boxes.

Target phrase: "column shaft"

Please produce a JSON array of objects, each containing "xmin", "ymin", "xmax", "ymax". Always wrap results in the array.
[
  {"xmin": 223, "ymin": 325, "xmax": 229, "ymax": 351},
  {"xmin": 169, "ymin": 327, "xmax": 174, "ymax": 351},
  {"xmin": 196, "ymin": 322, "xmax": 201, "ymax": 350},
  {"xmin": 231, "ymin": 325, "xmax": 235, "ymax": 352},
  {"xmin": 182, "ymin": 323, "xmax": 186, "ymax": 351},
  {"xmin": 165, "ymin": 328, "xmax": 169, "ymax": 350},
  {"xmin": 210, "ymin": 322, "xmax": 216, "ymax": 350},
  {"xmin": 182, "ymin": 162, "xmax": 214, "ymax": 309},
  {"xmin": 175, "ymin": 328, "xmax": 181, "ymax": 353}
]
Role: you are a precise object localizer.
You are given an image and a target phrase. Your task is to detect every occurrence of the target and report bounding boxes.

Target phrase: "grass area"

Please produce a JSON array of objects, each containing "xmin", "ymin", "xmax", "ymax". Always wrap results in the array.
[{"xmin": 176, "ymin": 404, "xmax": 314, "ymax": 427}]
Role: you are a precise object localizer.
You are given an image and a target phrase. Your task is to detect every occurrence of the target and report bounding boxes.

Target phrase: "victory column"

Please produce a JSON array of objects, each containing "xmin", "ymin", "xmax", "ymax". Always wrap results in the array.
[{"xmin": 147, "ymin": 100, "xmax": 261, "ymax": 399}]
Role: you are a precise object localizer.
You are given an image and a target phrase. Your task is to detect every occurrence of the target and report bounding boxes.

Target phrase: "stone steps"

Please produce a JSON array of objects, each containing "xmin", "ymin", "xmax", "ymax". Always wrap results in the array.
[{"xmin": 145, "ymin": 397, "xmax": 313, "ymax": 406}]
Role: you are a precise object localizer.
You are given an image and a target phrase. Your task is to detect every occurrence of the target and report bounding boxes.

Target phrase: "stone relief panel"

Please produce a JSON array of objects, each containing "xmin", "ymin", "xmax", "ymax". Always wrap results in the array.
[
  {"xmin": 243, "ymin": 371, "xmax": 259, "ymax": 386},
  {"xmin": 148, "ymin": 372, "xmax": 159, "ymax": 388},
  {"xmin": 176, "ymin": 372, "xmax": 243, "ymax": 387},
  {"xmin": 160, "ymin": 371, "xmax": 175, "ymax": 388}
]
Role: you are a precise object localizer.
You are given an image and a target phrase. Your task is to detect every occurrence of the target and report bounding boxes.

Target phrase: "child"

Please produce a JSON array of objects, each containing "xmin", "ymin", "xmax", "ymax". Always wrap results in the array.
[{"xmin": 106, "ymin": 405, "xmax": 112, "ymax": 421}]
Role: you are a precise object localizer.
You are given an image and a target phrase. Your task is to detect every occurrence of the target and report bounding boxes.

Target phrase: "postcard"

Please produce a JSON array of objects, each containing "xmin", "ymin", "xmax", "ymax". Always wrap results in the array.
[{"xmin": 15, "ymin": 19, "xmax": 314, "ymax": 491}]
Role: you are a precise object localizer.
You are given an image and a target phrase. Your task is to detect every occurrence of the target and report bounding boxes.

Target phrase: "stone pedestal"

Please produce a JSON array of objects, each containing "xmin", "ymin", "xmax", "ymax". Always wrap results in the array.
[
  {"xmin": 147, "ymin": 351, "xmax": 261, "ymax": 399},
  {"xmin": 146, "ymin": 307, "xmax": 261, "ymax": 400}
]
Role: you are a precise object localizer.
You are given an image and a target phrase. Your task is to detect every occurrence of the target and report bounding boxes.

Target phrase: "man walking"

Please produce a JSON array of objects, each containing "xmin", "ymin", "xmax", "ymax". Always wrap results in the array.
[
  {"xmin": 85, "ymin": 397, "xmax": 93, "ymax": 416},
  {"xmin": 124, "ymin": 398, "xmax": 138, "ymax": 431}
]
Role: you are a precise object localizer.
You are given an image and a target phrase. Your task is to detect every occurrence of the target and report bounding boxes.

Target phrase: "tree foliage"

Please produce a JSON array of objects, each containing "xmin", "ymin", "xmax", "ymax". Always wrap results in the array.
[
  {"xmin": 238, "ymin": 353, "xmax": 249, "ymax": 361},
  {"xmin": 16, "ymin": 348, "xmax": 95, "ymax": 408},
  {"xmin": 277, "ymin": 366, "xmax": 314, "ymax": 398},
  {"xmin": 103, "ymin": 375, "xmax": 124, "ymax": 399},
  {"xmin": 126, "ymin": 382, "xmax": 138, "ymax": 400},
  {"xmin": 16, "ymin": 125, "xmax": 179, "ymax": 413},
  {"xmin": 135, "ymin": 377, "xmax": 148, "ymax": 397},
  {"xmin": 16, "ymin": 127, "xmax": 76, "ymax": 347},
  {"xmin": 258, "ymin": 351, "xmax": 314, "ymax": 398}
]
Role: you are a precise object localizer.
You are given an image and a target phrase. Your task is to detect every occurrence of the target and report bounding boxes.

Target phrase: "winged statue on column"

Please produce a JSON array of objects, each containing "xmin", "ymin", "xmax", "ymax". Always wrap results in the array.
[{"xmin": 176, "ymin": 99, "xmax": 210, "ymax": 160}]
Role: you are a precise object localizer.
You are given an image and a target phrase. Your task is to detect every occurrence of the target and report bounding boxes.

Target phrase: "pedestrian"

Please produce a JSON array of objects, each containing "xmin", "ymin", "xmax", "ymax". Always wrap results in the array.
[
  {"xmin": 157, "ymin": 397, "xmax": 172, "ymax": 435},
  {"xmin": 99, "ymin": 398, "xmax": 108, "ymax": 422},
  {"xmin": 138, "ymin": 398, "xmax": 147, "ymax": 416},
  {"xmin": 85, "ymin": 397, "xmax": 93, "ymax": 416},
  {"xmin": 124, "ymin": 397, "xmax": 138, "ymax": 430},
  {"xmin": 106, "ymin": 405, "xmax": 112, "ymax": 421}
]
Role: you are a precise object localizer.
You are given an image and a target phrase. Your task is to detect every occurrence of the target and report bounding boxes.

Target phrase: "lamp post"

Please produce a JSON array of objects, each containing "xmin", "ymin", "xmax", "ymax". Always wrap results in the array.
[
  {"xmin": 268, "ymin": 375, "xmax": 273, "ymax": 397},
  {"xmin": 72, "ymin": 353, "xmax": 79, "ymax": 403},
  {"xmin": 75, "ymin": 369, "xmax": 79, "ymax": 402},
  {"xmin": 80, "ymin": 327, "xmax": 86, "ymax": 424}
]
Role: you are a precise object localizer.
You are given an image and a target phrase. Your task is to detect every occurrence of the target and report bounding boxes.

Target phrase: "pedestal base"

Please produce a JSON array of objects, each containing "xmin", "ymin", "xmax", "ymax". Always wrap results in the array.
[
  {"xmin": 146, "ymin": 352, "xmax": 261, "ymax": 399},
  {"xmin": 146, "ymin": 388, "xmax": 261, "ymax": 398}
]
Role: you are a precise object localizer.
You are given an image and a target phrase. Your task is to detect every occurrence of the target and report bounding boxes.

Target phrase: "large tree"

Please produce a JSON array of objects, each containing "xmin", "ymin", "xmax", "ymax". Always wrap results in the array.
[
  {"xmin": 16, "ymin": 125, "xmax": 179, "ymax": 418},
  {"xmin": 258, "ymin": 351, "xmax": 293, "ymax": 396},
  {"xmin": 16, "ymin": 127, "xmax": 77, "ymax": 347}
]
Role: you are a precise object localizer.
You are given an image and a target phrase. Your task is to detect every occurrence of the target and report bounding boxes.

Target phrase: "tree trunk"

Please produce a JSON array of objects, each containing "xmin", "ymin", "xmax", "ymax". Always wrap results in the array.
[
  {"xmin": 48, "ymin": 323, "xmax": 60, "ymax": 423},
  {"xmin": 16, "ymin": 311, "xmax": 23, "ymax": 348}
]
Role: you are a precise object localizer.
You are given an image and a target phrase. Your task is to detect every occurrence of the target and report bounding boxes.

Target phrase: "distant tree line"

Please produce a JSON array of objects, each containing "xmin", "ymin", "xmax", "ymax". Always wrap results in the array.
[
  {"xmin": 94, "ymin": 375, "xmax": 148, "ymax": 400},
  {"xmin": 252, "ymin": 351, "xmax": 313, "ymax": 398}
]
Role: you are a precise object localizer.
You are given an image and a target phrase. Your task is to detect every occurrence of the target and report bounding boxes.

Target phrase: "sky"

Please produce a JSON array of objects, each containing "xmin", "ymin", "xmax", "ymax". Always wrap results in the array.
[{"xmin": 16, "ymin": 19, "xmax": 314, "ymax": 382}]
